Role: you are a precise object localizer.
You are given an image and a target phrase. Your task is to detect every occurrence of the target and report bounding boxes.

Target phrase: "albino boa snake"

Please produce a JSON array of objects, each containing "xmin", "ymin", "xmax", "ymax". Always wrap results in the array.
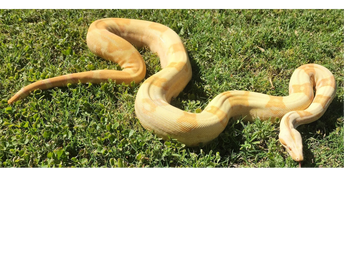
[{"xmin": 8, "ymin": 18, "xmax": 336, "ymax": 162}]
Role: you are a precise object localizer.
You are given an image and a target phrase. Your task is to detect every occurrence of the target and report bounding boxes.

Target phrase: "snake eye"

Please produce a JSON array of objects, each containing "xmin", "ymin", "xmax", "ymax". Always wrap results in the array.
[{"xmin": 281, "ymin": 141, "xmax": 292, "ymax": 152}]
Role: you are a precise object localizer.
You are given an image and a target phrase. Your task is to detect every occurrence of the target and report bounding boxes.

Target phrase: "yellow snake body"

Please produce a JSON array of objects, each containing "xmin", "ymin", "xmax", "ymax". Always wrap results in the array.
[{"xmin": 8, "ymin": 18, "xmax": 336, "ymax": 162}]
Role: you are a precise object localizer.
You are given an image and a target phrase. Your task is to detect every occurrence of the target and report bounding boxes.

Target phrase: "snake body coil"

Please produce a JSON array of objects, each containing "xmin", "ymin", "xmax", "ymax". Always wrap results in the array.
[{"xmin": 8, "ymin": 18, "xmax": 336, "ymax": 162}]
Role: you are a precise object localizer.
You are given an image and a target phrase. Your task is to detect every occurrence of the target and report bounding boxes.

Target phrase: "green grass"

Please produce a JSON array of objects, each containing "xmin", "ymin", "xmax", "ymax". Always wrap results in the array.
[{"xmin": 0, "ymin": 9, "xmax": 344, "ymax": 167}]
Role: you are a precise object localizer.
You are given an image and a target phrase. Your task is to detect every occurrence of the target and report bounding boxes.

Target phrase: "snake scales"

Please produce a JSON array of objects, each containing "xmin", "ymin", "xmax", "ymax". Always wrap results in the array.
[{"xmin": 8, "ymin": 18, "xmax": 336, "ymax": 162}]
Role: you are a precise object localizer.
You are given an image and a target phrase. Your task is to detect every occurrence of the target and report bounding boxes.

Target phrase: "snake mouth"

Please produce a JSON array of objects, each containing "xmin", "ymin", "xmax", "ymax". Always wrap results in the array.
[
  {"xmin": 284, "ymin": 146, "xmax": 303, "ymax": 162},
  {"xmin": 279, "ymin": 138, "xmax": 304, "ymax": 162},
  {"xmin": 290, "ymin": 152, "xmax": 304, "ymax": 162},
  {"xmin": 286, "ymin": 146, "xmax": 304, "ymax": 162}
]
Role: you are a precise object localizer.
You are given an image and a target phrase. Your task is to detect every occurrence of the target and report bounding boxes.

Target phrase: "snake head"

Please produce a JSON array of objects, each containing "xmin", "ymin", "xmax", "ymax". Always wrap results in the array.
[{"xmin": 279, "ymin": 127, "xmax": 304, "ymax": 162}]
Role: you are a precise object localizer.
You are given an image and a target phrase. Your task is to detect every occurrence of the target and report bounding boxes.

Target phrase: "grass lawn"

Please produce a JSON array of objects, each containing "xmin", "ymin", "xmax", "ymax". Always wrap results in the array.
[{"xmin": 0, "ymin": 9, "xmax": 344, "ymax": 167}]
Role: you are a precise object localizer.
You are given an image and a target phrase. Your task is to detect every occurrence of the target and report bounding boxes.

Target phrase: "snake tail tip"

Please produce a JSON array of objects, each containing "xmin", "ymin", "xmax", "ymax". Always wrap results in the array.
[
  {"xmin": 8, "ymin": 98, "xmax": 15, "ymax": 105},
  {"xmin": 8, "ymin": 94, "xmax": 21, "ymax": 104}
]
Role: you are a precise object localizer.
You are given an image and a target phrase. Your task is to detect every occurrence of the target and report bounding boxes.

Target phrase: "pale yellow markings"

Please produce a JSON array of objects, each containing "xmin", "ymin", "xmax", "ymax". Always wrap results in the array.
[
  {"xmin": 118, "ymin": 70, "xmax": 132, "ymax": 78},
  {"xmin": 225, "ymin": 91, "xmax": 250, "ymax": 108},
  {"xmin": 265, "ymin": 96, "xmax": 287, "ymax": 109},
  {"xmin": 16, "ymin": 89, "xmax": 27, "ymax": 99},
  {"xmin": 92, "ymin": 29, "xmax": 135, "ymax": 63},
  {"xmin": 279, "ymin": 118, "xmax": 298, "ymax": 152},
  {"xmin": 91, "ymin": 71, "xmax": 102, "ymax": 79},
  {"xmin": 92, "ymin": 20, "xmax": 106, "ymax": 29},
  {"xmin": 154, "ymin": 98, "xmax": 169, "ymax": 106},
  {"xmin": 204, "ymin": 105, "xmax": 229, "ymax": 127},
  {"xmin": 44, "ymin": 79, "xmax": 54, "ymax": 88},
  {"xmin": 167, "ymin": 61, "xmax": 187, "ymax": 72},
  {"xmin": 268, "ymin": 109, "xmax": 285, "ymax": 118},
  {"xmin": 299, "ymin": 64, "xmax": 316, "ymax": 75},
  {"xmin": 296, "ymin": 110, "xmax": 313, "ymax": 118},
  {"xmin": 118, "ymin": 18, "xmax": 132, "ymax": 25},
  {"xmin": 167, "ymin": 43, "xmax": 185, "ymax": 55},
  {"xmin": 106, "ymin": 37, "xmax": 133, "ymax": 55},
  {"xmin": 290, "ymin": 82, "xmax": 313, "ymax": 100},
  {"xmin": 313, "ymin": 94, "xmax": 332, "ymax": 108},
  {"xmin": 102, "ymin": 70, "xmax": 134, "ymax": 84},
  {"xmin": 176, "ymin": 112, "xmax": 198, "ymax": 132},
  {"xmin": 95, "ymin": 19, "xmax": 131, "ymax": 36},
  {"xmin": 145, "ymin": 76, "xmax": 169, "ymax": 91},
  {"xmin": 149, "ymin": 22, "xmax": 169, "ymax": 33},
  {"xmin": 286, "ymin": 116, "xmax": 297, "ymax": 142},
  {"xmin": 317, "ymin": 76, "xmax": 335, "ymax": 88},
  {"xmin": 141, "ymin": 98, "xmax": 157, "ymax": 113},
  {"xmin": 120, "ymin": 51, "xmax": 142, "ymax": 68},
  {"xmin": 65, "ymin": 74, "xmax": 74, "ymax": 81}
]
